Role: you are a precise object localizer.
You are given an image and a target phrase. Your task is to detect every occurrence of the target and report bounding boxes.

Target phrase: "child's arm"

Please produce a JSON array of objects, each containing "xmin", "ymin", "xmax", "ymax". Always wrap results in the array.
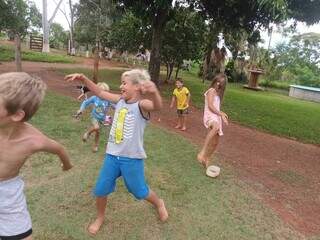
[
  {"xmin": 139, "ymin": 81, "xmax": 163, "ymax": 112},
  {"xmin": 65, "ymin": 73, "xmax": 121, "ymax": 103},
  {"xmin": 170, "ymin": 96, "xmax": 176, "ymax": 108},
  {"xmin": 185, "ymin": 91, "xmax": 191, "ymax": 108},
  {"xmin": 37, "ymin": 136, "xmax": 73, "ymax": 171}
]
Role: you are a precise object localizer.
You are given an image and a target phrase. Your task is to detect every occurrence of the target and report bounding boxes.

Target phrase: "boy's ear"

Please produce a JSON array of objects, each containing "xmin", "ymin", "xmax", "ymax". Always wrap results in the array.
[{"xmin": 10, "ymin": 109, "xmax": 25, "ymax": 122}]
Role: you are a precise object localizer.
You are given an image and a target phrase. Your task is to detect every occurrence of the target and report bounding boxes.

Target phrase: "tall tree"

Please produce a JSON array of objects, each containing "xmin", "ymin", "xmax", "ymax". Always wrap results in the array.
[
  {"xmin": 0, "ymin": 0, "xmax": 41, "ymax": 71},
  {"xmin": 57, "ymin": 0, "xmax": 76, "ymax": 55},
  {"xmin": 105, "ymin": 12, "xmax": 150, "ymax": 53},
  {"xmin": 161, "ymin": 7, "xmax": 206, "ymax": 81},
  {"xmin": 75, "ymin": 0, "xmax": 116, "ymax": 82},
  {"xmin": 49, "ymin": 22, "xmax": 68, "ymax": 49},
  {"xmin": 42, "ymin": 0, "xmax": 63, "ymax": 52},
  {"xmin": 119, "ymin": 0, "xmax": 180, "ymax": 85}
]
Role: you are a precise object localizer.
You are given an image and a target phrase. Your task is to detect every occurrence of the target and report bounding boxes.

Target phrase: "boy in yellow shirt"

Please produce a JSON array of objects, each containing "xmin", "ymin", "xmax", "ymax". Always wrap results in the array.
[{"xmin": 170, "ymin": 78, "xmax": 191, "ymax": 131}]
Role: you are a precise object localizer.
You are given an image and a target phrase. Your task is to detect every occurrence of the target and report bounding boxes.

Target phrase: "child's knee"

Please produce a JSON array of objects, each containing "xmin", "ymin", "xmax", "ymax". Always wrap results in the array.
[
  {"xmin": 209, "ymin": 123, "xmax": 219, "ymax": 133},
  {"xmin": 93, "ymin": 125, "xmax": 100, "ymax": 131},
  {"xmin": 131, "ymin": 187, "xmax": 149, "ymax": 200}
]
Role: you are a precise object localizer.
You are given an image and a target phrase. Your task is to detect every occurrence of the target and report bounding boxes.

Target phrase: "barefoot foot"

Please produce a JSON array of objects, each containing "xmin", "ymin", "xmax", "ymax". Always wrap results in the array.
[
  {"xmin": 181, "ymin": 127, "xmax": 187, "ymax": 131},
  {"xmin": 87, "ymin": 218, "xmax": 104, "ymax": 235},
  {"xmin": 158, "ymin": 199, "xmax": 168, "ymax": 222},
  {"xmin": 197, "ymin": 153, "xmax": 206, "ymax": 168},
  {"xmin": 174, "ymin": 125, "xmax": 181, "ymax": 129}
]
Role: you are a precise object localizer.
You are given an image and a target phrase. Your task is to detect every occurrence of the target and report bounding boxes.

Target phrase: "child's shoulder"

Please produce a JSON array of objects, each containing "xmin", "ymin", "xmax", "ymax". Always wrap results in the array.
[
  {"xmin": 205, "ymin": 88, "xmax": 217, "ymax": 95},
  {"xmin": 183, "ymin": 86, "xmax": 190, "ymax": 92},
  {"xmin": 15, "ymin": 123, "xmax": 48, "ymax": 149}
]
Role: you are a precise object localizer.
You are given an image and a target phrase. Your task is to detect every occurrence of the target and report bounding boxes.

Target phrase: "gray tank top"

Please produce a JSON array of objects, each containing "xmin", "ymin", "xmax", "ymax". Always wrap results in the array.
[{"xmin": 106, "ymin": 99, "xmax": 149, "ymax": 159}]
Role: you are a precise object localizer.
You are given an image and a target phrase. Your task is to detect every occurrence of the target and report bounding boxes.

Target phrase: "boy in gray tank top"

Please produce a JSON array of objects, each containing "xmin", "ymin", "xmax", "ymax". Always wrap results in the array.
[{"xmin": 65, "ymin": 69, "xmax": 168, "ymax": 235}]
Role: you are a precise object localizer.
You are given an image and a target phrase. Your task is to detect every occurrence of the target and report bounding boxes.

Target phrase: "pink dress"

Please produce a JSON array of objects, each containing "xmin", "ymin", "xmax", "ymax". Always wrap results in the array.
[{"xmin": 203, "ymin": 88, "xmax": 223, "ymax": 136}]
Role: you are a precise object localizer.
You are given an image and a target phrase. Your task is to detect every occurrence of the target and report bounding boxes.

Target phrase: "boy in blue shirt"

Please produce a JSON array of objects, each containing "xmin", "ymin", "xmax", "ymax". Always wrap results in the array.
[{"xmin": 75, "ymin": 82, "xmax": 113, "ymax": 152}]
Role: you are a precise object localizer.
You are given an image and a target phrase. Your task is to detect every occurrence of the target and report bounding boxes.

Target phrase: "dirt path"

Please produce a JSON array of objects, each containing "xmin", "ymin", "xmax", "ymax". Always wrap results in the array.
[{"xmin": 1, "ymin": 61, "xmax": 319, "ymax": 237}]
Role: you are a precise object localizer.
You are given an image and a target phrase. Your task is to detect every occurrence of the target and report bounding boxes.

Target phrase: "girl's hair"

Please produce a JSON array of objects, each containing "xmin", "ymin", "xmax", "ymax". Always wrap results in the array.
[
  {"xmin": 121, "ymin": 69, "xmax": 151, "ymax": 84},
  {"xmin": 97, "ymin": 82, "xmax": 110, "ymax": 91},
  {"xmin": 209, "ymin": 73, "xmax": 227, "ymax": 100},
  {"xmin": 0, "ymin": 72, "xmax": 46, "ymax": 121}
]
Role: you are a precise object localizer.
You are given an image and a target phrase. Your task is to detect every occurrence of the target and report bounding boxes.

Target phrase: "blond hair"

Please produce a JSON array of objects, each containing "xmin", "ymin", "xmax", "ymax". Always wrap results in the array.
[
  {"xmin": 121, "ymin": 69, "xmax": 151, "ymax": 84},
  {"xmin": 97, "ymin": 82, "xmax": 110, "ymax": 91},
  {"xmin": 0, "ymin": 72, "xmax": 47, "ymax": 121}
]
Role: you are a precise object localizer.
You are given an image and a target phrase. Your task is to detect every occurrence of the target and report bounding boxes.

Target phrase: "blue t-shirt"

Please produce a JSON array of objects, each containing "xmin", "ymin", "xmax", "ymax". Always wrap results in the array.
[{"xmin": 80, "ymin": 96, "xmax": 112, "ymax": 122}]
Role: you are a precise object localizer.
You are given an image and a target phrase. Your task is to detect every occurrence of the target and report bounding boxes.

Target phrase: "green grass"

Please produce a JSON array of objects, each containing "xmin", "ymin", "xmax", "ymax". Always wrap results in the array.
[
  {"xmin": 23, "ymin": 91, "xmax": 307, "ymax": 239},
  {"xmin": 223, "ymin": 85, "xmax": 320, "ymax": 144},
  {"xmin": 59, "ymin": 68, "xmax": 320, "ymax": 145},
  {"xmin": 259, "ymin": 79, "xmax": 291, "ymax": 90},
  {"xmin": 0, "ymin": 45, "xmax": 75, "ymax": 63}
]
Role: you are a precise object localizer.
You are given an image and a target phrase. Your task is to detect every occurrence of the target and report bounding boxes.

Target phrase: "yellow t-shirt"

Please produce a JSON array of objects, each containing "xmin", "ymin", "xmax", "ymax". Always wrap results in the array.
[{"xmin": 173, "ymin": 87, "xmax": 190, "ymax": 110}]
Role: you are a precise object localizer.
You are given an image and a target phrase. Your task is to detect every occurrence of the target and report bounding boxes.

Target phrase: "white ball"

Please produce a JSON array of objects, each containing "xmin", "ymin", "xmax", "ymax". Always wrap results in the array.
[{"xmin": 206, "ymin": 165, "xmax": 221, "ymax": 178}]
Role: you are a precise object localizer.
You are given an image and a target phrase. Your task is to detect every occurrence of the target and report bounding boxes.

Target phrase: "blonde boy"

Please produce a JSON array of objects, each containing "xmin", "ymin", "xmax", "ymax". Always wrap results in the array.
[
  {"xmin": 0, "ymin": 72, "xmax": 72, "ymax": 240},
  {"xmin": 65, "ymin": 69, "xmax": 168, "ymax": 235},
  {"xmin": 75, "ymin": 82, "xmax": 113, "ymax": 152}
]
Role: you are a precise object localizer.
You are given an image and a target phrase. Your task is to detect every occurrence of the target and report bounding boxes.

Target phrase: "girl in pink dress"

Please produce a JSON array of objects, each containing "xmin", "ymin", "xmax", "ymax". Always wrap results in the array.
[{"xmin": 197, "ymin": 73, "xmax": 228, "ymax": 171}]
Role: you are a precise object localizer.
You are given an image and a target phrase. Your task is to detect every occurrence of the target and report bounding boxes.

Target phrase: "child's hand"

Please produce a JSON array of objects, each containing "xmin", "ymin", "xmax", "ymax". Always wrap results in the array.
[
  {"xmin": 170, "ymin": 104, "xmax": 174, "ymax": 108},
  {"xmin": 61, "ymin": 163, "xmax": 73, "ymax": 171},
  {"xmin": 72, "ymin": 110, "xmax": 82, "ymax": 120},
  {"xmin": 140, "ymin": 81, "xmax": 157, "ymax": 95},
  {"xmin": 220, "ymin": 111, "xmax": 229, "ymax": 125},
  {"xmin": 65, "ymin": 73, "xmax": 86, "ymax": 83}
]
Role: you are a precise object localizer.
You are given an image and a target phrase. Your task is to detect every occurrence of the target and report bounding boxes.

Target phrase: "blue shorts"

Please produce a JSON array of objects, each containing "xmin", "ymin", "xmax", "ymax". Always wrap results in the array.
[{"xmin": 94, "ymin": 154, "xmax": 149, "ymax": 200}]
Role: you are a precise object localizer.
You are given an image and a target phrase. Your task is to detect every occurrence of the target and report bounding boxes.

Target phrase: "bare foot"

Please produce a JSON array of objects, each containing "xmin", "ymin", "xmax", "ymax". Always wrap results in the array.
[
  {"xmin": 92, "ymin": 146, "xmax": 98, "ymax": 152},
  {"xmin": 181, "ymin": 127, "xmax": 187, "ymax": 131},
  {"xmin": 82, "ymin": 132, "xmax": 89, "ymax": 142},
  {"xmin": 197, "ymin": 153, "xmax": 207, "ymax": 168},
  {"xmin": 87, "ymin": 218, "xmax": 104, "ymax": 235},
  {"xmin": 158, "ymin": 199, "xmax": 168, "ymax": 222},
  {"xmin": 174, "ymin": 125, "xmax": 181, "ymax": 129}
]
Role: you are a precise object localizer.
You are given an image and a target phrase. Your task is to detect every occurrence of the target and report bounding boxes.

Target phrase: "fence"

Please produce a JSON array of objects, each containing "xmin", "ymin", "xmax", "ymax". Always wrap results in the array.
[{"xmin": 29, "ymin": 35, "xmax": 43, "ymax": 51}]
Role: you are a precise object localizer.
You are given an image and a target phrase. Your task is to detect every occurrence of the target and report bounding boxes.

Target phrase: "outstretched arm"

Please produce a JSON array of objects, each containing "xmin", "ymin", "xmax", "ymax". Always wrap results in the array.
[
  {"xmin": 38, "ymin": 137, "xmax": 73, "ymax": 171},
  {"xmin": 139, "ymin": 81, "xmax": 163, "ymax": 112},
  {"xmin": 65, "ymin": 73, "xmax": 121, "ymax": 103}
]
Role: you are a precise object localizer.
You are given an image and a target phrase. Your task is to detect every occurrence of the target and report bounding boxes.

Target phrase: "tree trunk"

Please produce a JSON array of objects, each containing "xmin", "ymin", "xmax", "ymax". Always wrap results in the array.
[
  {"xmin": 69, "ymin": 0, "xmax": 75, "ymax": 55},
  {"xmin": 175, "ymin": 63, "xmax": 181, "ymax": 79},
  {"xmin": 148, "ymin": 8, "xmax": 169, "ymax": 86},
  {"xmin": 165, "ymin": 62, "xmax": 170, "ymax": 83},
  {"xmin": 15, "ymin": 34, "xmax": 22, "ymax": 72},
  {"xmin": 42, "ymin": 0, "xmax": 63, "ymax": 53},
  {"xmin": 93, "ymin": 44, "xmax": 99, "ymax": 83},
  {"xmin": 168, "ymin": 62, "xmax": 174, "ymax": 81},
  {"xmin": 42, "ymin": 0, "xmax": 50, "ymax": 52}
]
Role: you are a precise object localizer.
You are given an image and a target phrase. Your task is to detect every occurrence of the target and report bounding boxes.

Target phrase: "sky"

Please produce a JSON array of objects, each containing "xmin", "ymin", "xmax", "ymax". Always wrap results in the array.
[{"xmin": 33, "ymin": 0, "xmax": 320, "ymax": 49}]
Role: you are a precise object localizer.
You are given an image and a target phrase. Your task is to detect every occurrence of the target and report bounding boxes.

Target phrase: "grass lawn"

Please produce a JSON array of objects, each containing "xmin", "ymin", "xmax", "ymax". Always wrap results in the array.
[
  {"xmin": 0, "ymin": 45, "xmax": 75, "ymax": 63},
  {"xmin": 23, "ymin": 91, "xmax": 305, "ymax": 239},
  {"xmin": 59, "ymin": 68, "xmax": 320, "ymax": 145}
]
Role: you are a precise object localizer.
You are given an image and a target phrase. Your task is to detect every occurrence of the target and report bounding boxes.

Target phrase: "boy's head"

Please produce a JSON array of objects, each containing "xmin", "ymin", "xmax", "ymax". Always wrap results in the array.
[
  {"xmin": 0, "ymin": 72, "xmax": 46, "ymax": 122},
  {"xmin": 120, "ymin": 69, "xmax": 151, "ymax": 100},
  {"xmin": 97, "ymin": 82, "xmax": 110, "ymax": 91},
  {"xmin": 121, "ymin": 69, "xmax": 151, "ymax": 84},
  {"xmin": 175, "ymin": 78, "xmax": 184, "ymax": 89}
]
